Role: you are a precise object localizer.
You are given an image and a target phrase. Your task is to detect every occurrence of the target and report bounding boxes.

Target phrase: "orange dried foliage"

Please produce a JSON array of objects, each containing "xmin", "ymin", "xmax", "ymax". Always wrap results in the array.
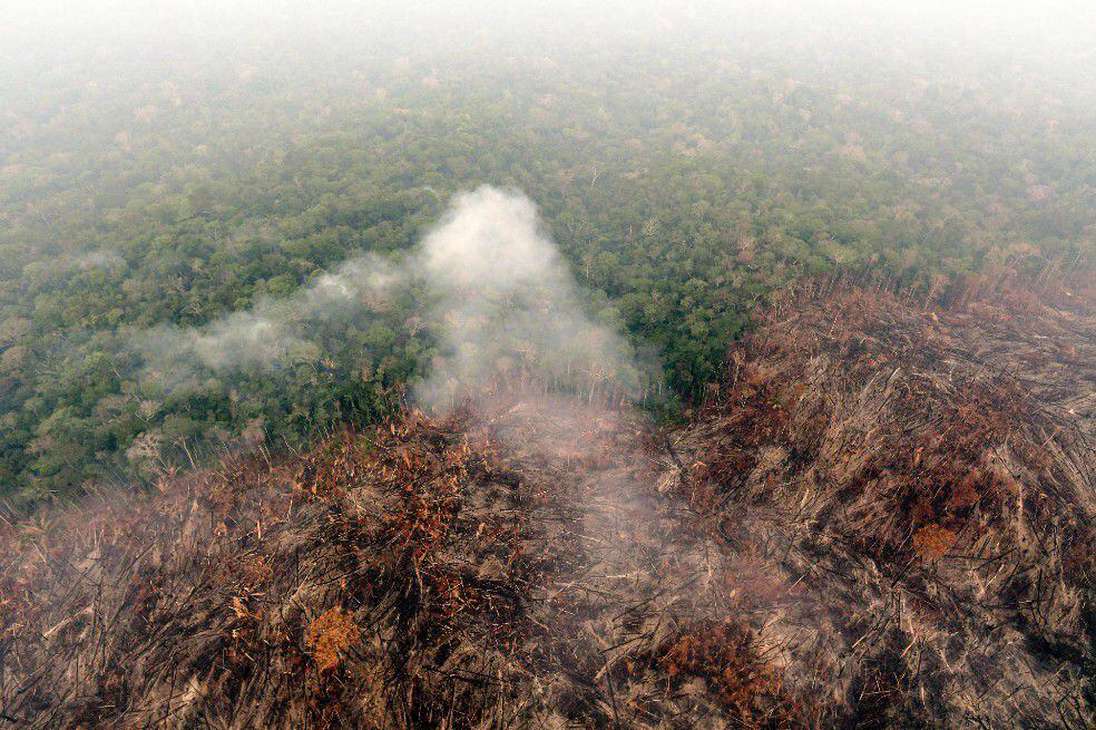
[
  {"xmin": 306, "ymin": 607, "xmax": 358, "ymax": 673},
  {"xmin": 913, "ymin": 524, "xmax": 957, "ymax": 561}
]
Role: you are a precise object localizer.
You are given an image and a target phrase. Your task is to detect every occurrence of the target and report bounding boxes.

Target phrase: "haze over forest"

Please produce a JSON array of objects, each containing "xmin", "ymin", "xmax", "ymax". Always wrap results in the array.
[{"xmin": 3, "ymin": 2, "xmax": 1094, "ymax": 507}]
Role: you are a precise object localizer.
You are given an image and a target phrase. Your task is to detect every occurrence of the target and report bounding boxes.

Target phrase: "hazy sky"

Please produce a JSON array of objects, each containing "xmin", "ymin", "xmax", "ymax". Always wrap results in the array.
[
  {"xmin": 5, "ymin": 1, "xmax": 1095, "ymax": 61},
  {"xmin": 3, "ymin": 1, "xmax": 1094, "ymax": 142}
]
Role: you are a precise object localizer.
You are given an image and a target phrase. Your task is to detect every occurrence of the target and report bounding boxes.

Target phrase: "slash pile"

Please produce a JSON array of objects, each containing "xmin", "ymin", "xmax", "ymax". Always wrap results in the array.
[
  {"xmin": 0, "ymin": 395, "xmax": 799, "ymax": 728},
  {"xmin": 669, "ymin": 272, "xmax": 1094, "ymax": 727}
]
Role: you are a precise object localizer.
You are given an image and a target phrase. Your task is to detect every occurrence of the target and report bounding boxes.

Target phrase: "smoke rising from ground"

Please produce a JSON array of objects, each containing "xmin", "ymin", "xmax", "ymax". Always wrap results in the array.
[
  {"xmin": 137, "ymin": 186, "xmax": 642, "ymax": 410},
  {"xmin": 139, "ymin": 255, "xmax": 402, "ymax": 378},
  {"xmin": 414, "ymin": 187, "xmax": 639, "ymax": 407}
]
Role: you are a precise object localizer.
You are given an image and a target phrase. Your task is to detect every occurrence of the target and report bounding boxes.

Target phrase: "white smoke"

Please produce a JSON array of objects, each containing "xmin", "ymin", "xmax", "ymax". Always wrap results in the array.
[
  {"xmin": 137, "ymin": 252, "xmax": 401, "ymax": 385},
  {"xmin": 136, "ymin": 185, "xmax": 643, "ymax": 408},
  {"xmin": 413, "ymin": 186, "xmax": 639, "ymax": 407}
]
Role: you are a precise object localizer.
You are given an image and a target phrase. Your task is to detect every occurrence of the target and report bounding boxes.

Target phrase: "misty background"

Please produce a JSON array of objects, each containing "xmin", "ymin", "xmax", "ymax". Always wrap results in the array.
[{"xmin": 2, "ymin": 1, "xmax": 1094, "ymax": 505}]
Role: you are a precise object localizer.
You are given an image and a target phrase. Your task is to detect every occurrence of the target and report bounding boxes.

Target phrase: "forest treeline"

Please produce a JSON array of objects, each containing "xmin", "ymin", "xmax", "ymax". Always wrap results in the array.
[{"xmin": 1, "ymin": 37, "xmax": 1093, "ymax": 506}]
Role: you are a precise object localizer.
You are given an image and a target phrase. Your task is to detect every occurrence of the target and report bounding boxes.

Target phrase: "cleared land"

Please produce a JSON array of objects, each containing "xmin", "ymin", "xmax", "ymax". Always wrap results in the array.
[{"xmin": 1, "ymin": 273, "xmax": 1092, "ymax": 727}]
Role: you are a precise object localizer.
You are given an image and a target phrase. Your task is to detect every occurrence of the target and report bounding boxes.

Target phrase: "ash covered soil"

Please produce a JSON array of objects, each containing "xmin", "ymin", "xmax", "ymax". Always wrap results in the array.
[{"xmin": 1, "ymin": 274, "xmax": 1092, "ymax": 728}]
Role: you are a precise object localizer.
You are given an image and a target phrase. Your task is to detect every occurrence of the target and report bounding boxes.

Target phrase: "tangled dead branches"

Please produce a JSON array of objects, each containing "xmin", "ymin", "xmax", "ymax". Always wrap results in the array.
[{"xmin": 0, "ymin": 271, "xmax": 1091, "ymax": 728}]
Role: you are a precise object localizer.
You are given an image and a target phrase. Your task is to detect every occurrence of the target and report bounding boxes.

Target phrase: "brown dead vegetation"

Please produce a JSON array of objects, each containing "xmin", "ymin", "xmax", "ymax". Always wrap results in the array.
[
  {"xmin": 669, "ymin": 270, "xmax": 1095, "ymax": 727},
  {"xmin": 0, "ymin": 270, "xmax": 1091, "ymax": 728},
  {"xmin": 656, "ymin": 619, "xmax": 796, "ymax": 725},
  {"xmin": 0, "ymin": 394, "xmax": 797, "ymax": 728},
  {"xmin": 0, "ymin": 410, "xmax": 543, "ymax": 727}
]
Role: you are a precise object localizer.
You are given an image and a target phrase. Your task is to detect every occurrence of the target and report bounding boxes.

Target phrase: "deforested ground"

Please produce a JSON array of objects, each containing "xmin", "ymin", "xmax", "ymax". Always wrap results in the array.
[
  {"xmin": 667, "ymin": 271, "xmax": 1095, "ymax": 727},
  {"xmin": 1, "ymin": 272, "xmax": 1092, "ymax": 728}
]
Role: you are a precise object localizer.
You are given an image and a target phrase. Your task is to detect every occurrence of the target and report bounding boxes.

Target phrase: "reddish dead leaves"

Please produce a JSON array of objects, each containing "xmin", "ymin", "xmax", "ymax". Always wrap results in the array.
[
  {"xmin": 657, "ymin": 619, "xmax": 797, "ymax": 727},
  {"xmin": 306, "ymin": 607, "xmax": 359, "ymax": 673}
]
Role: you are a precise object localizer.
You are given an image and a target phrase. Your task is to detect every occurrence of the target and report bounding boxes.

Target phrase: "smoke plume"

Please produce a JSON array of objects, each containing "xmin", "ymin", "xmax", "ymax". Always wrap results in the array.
[{"xmin": 137, "ymin": 185, "xmax": 644, "ymax": 409}]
